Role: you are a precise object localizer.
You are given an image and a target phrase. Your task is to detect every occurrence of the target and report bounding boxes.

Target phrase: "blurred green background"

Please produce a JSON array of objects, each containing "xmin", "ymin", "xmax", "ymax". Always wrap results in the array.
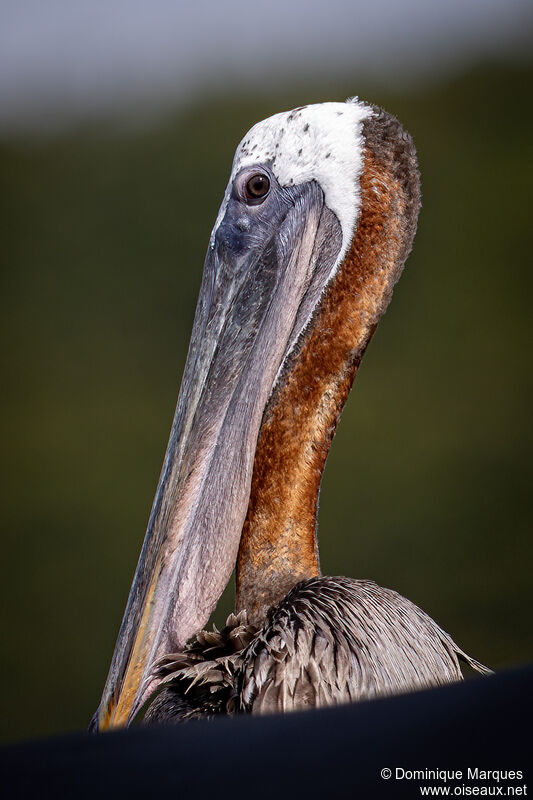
[{"xmin": 1, "ymin": 60, "xmax": 532, "ymax": 743}]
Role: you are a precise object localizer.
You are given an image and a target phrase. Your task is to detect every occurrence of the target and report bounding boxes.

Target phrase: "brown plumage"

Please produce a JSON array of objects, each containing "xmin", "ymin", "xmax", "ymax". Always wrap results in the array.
[
  {"xmin": 236, "ymin": 110, "xmax": 420, "ymax": 625},
  {"xmin": 146, "ymin": 578, "xmax": 489, "ymax": 722},
  {"xmin": 108, "ymin": 101, "xmax": 490, "ymax": 728}
]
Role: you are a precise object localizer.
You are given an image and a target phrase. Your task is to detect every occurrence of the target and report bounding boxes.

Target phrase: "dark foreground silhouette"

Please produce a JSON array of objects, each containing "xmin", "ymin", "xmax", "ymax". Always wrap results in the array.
[{"xmin": 2, "ymin": 664, "xmax": 531, "ymax": 799}]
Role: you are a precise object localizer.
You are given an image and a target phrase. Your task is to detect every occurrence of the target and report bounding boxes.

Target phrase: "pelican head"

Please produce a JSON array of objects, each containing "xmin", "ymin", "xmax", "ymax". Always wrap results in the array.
[{"xmin": 93, "ymin": 99, "xmax": 419, "ymax": 730}]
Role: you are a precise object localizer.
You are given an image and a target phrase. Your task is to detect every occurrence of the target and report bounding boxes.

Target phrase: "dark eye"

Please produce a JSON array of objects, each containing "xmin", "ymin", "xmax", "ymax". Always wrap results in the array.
[{"xmin": 245, "ymin": 173, "xmax": 270, "ymax": 202}]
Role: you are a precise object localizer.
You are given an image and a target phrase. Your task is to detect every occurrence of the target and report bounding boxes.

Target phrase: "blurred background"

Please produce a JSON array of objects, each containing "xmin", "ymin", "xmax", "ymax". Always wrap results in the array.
[{"xmin": 1, "ymin": 0, "xmax": 532, "ymax": 743}]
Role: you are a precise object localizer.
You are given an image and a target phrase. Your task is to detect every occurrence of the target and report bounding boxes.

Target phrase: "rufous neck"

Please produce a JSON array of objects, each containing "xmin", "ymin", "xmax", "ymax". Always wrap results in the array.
[{"xmin": 236, "ymin": 117, "xmax": 420, "ymax": 626}]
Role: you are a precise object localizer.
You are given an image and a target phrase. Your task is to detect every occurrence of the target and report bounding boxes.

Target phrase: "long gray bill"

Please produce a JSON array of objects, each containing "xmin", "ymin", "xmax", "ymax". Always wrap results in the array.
[{"xmin": 93, "ymin": 177, "xmax": 342, "ymax": 730}]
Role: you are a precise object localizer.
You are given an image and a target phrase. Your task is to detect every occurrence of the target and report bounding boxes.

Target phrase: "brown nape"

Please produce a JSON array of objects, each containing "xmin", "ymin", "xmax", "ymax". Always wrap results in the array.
[{"xmin": 236, "ymin": 110, "xmax": 421, "ymax": 626}]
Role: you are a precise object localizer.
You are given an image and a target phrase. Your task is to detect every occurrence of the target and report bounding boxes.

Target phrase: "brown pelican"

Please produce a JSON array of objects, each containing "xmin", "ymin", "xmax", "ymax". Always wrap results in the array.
[{"xmin": 92, "ymin": 99, "xmax": 488, "ymax": 730}]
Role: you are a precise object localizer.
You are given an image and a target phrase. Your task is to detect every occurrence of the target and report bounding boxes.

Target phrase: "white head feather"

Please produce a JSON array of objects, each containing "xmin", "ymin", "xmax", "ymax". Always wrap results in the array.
[{"xmin": 211, "ymin": 99, "xmax": 373, "ymax": 274}]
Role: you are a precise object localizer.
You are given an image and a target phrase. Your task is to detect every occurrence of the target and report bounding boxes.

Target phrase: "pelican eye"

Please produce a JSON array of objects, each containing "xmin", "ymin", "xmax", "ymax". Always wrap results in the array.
[{"xmin": 245, "ymin": 173, "xmax": 270, "ymax": 202}]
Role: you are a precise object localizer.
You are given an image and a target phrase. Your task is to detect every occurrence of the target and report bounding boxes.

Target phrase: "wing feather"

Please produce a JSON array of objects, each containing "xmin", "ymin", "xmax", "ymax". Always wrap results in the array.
[{"xmin": 237, "ymin": 577, "xmax": 490, "ymax": 714}]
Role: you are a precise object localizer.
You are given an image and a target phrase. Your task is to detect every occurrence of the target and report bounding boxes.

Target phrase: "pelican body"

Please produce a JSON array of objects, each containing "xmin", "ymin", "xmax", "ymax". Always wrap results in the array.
[{"xmin": 93, "ymin": 100, "xmax": 488, "ymax": 730}]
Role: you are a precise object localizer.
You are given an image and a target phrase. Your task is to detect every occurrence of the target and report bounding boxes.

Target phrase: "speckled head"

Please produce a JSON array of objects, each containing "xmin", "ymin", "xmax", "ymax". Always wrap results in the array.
[{"xmin": 212, "ymin": 100, "xmax": 373, "ymax": 273}]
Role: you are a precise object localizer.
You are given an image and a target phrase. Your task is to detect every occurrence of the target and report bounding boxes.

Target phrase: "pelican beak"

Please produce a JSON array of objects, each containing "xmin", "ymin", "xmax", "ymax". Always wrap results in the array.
[{"xmin": 92, "ymin": 170, "xmax": 342, "ymax": 730}]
